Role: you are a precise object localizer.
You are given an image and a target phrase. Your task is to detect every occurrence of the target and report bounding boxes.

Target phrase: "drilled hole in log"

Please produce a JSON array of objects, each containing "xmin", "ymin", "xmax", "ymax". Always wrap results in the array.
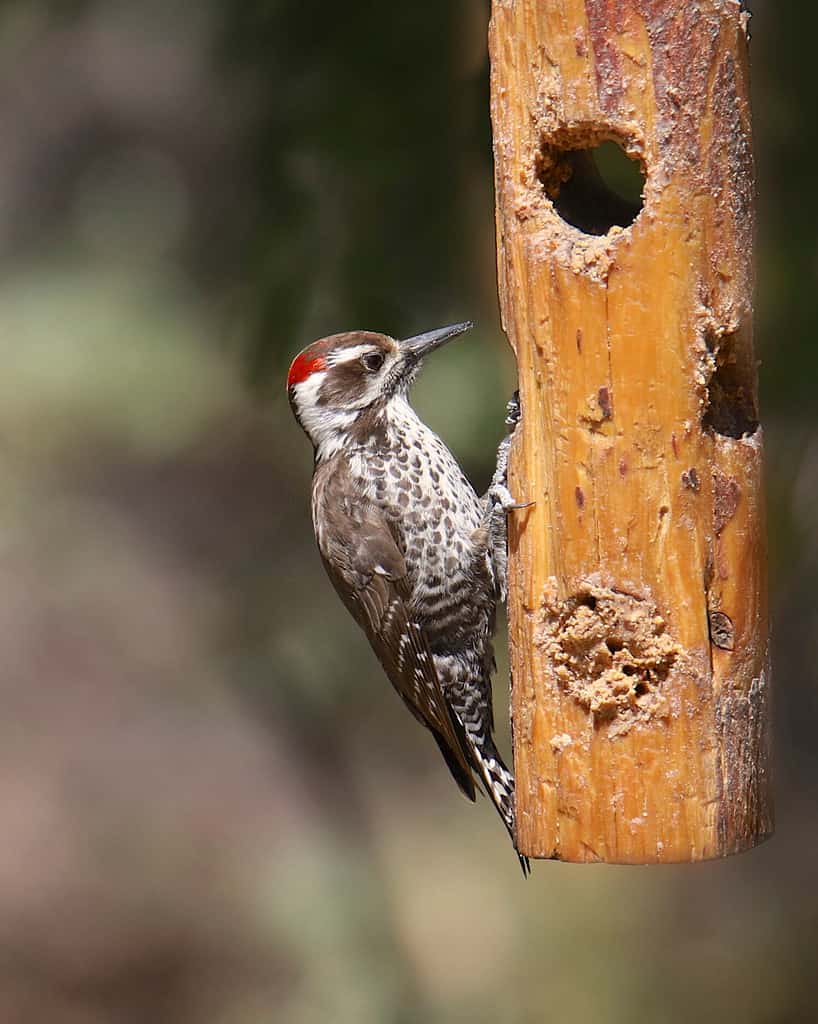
[
  {"xmin": 536, "ymin": 134, "xmax": 645, "ymax": 236},
  {"xmin": 703, "ymin": 330, "xmax": 759, "ymax": 438}
]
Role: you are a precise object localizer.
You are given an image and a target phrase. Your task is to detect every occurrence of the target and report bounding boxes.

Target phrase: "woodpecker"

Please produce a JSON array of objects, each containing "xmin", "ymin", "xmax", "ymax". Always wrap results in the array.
[{"xmin": 287, "ymin": 321, "xmax": 528, "ymax": 873}]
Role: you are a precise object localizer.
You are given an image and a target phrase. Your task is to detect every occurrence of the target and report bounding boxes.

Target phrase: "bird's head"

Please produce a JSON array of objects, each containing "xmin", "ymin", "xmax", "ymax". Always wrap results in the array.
[{"xmin": 286, "ymin": 321, "xmax": 473, "ymax": 459}]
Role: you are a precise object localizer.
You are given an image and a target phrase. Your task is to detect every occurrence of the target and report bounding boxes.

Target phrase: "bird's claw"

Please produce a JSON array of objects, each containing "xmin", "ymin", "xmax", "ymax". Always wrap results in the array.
[{"xmin": 488, "ymin": 484, "xmax": 534, "ymax": 515}]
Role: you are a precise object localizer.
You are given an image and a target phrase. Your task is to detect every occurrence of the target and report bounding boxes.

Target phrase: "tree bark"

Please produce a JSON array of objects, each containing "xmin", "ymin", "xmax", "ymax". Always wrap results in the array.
[{"xmin": 489, "ymin": 0, "xmax": 772, "ymax": 862}]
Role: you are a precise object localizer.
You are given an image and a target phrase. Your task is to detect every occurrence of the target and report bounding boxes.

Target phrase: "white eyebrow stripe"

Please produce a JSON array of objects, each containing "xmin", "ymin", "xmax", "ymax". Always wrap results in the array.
[{"xmin": 328, "ymin": 344, "xmax": 379, "ymax": 365}]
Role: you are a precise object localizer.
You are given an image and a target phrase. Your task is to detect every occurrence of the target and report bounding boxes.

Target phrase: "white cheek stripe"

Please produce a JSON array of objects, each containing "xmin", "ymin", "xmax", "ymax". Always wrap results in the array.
[
  {"xmin": 293, "ymin": 371, "xmax": 358, "ymax": 461},
  {"xmin": 293, "ymin": 371, "xmax": 326, "ymax": 433}
]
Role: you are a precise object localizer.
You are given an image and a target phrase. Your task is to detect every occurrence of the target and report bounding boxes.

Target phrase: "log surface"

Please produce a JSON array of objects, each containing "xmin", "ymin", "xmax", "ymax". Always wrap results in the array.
[{"xmin": 489, "ymin": 0, "xmax": 772, "ymax": 862}]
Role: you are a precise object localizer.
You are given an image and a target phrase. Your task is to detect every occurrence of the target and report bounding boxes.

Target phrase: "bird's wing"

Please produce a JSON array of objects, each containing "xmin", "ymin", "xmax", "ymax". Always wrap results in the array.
[{"xmin": 313, "ymin": 461, "xmax": 476, "ymax": 799}]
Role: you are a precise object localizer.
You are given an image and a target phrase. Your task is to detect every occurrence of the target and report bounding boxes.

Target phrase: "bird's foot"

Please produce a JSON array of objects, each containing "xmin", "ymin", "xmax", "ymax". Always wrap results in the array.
[
  {"xmin": 487, "ymin": 483, "xmax": 534, "ymax": 515},
  {"xmin": 484, "ymin": 389, "xmax": 534, "ymax": 603}
]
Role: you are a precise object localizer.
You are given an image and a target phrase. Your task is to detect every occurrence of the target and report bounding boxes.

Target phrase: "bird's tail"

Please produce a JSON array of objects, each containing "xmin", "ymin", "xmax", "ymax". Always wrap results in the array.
[{"xmin": 470, "ymin": 738, "xmax": 530, "ymax": 878}]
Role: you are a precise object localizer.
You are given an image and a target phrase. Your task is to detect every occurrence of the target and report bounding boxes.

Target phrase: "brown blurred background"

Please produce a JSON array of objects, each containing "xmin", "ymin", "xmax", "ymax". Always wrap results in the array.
[{"xmin": 0, "ymin": 1, "xmax": 816, "ymax": 1021}]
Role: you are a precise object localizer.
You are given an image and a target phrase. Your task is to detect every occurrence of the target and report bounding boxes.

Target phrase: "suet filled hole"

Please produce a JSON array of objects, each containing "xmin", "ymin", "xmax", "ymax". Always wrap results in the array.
[
  {"xmin": 539, "ymin": 585, "xmax": 684, "ymax": 731},
  {"xmin": 537, "ymin": 134, "xmax": 645, "ymax": 236}
]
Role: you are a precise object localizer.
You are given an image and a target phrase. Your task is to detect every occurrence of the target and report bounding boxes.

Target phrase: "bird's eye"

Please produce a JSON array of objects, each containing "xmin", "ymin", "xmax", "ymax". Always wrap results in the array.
[{"xmin": 362, "ymin": 351, "xmax": 385, "ymax": 373}]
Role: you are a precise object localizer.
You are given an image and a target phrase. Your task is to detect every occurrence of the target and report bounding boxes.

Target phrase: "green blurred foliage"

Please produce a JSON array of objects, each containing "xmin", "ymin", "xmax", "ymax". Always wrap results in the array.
[
  {"xmin": 220, "ymin": 1, "xmax": 479, "ymax": 385},
  {"xmin": 0, "ymin": 1, "xmax": 816, "ymax": 1022}
]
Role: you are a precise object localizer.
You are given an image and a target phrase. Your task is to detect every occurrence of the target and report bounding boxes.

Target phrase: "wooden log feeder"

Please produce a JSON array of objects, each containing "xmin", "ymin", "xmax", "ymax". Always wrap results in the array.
[{"xmin": 489, "ymin": 0, "xmax": 772, "ymax": 862}]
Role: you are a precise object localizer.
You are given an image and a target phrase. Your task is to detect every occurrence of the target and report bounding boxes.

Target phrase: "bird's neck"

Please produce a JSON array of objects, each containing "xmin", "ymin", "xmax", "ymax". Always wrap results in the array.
[{"xmin": 311, "ymin": 394, "xmax": 424, "ymax": 465}]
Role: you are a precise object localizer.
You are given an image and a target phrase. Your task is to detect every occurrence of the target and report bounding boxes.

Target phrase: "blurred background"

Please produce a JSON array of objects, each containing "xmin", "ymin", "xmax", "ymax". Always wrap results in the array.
[{"xmin": 0, "ymin": 1, "xmax": 815, "ymax": 1021}]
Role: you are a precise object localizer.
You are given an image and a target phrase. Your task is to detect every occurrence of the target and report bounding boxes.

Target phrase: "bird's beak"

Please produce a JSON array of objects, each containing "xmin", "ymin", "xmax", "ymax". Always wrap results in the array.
[{"xmin": 399, "ymin": 321, "xmax": 474, "ymax": 362}]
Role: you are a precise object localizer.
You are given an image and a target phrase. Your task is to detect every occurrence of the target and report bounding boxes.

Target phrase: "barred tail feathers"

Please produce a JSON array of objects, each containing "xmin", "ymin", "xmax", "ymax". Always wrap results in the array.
[{"xmin": 471, "ymin": 739, "xmax": 530, "ymax": 877}]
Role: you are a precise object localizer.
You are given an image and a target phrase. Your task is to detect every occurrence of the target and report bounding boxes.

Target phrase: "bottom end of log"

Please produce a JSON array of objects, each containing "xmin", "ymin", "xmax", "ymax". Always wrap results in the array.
[{"xmin": 517, "ymin": 824, "xmax": 775, "ymax": 866}]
